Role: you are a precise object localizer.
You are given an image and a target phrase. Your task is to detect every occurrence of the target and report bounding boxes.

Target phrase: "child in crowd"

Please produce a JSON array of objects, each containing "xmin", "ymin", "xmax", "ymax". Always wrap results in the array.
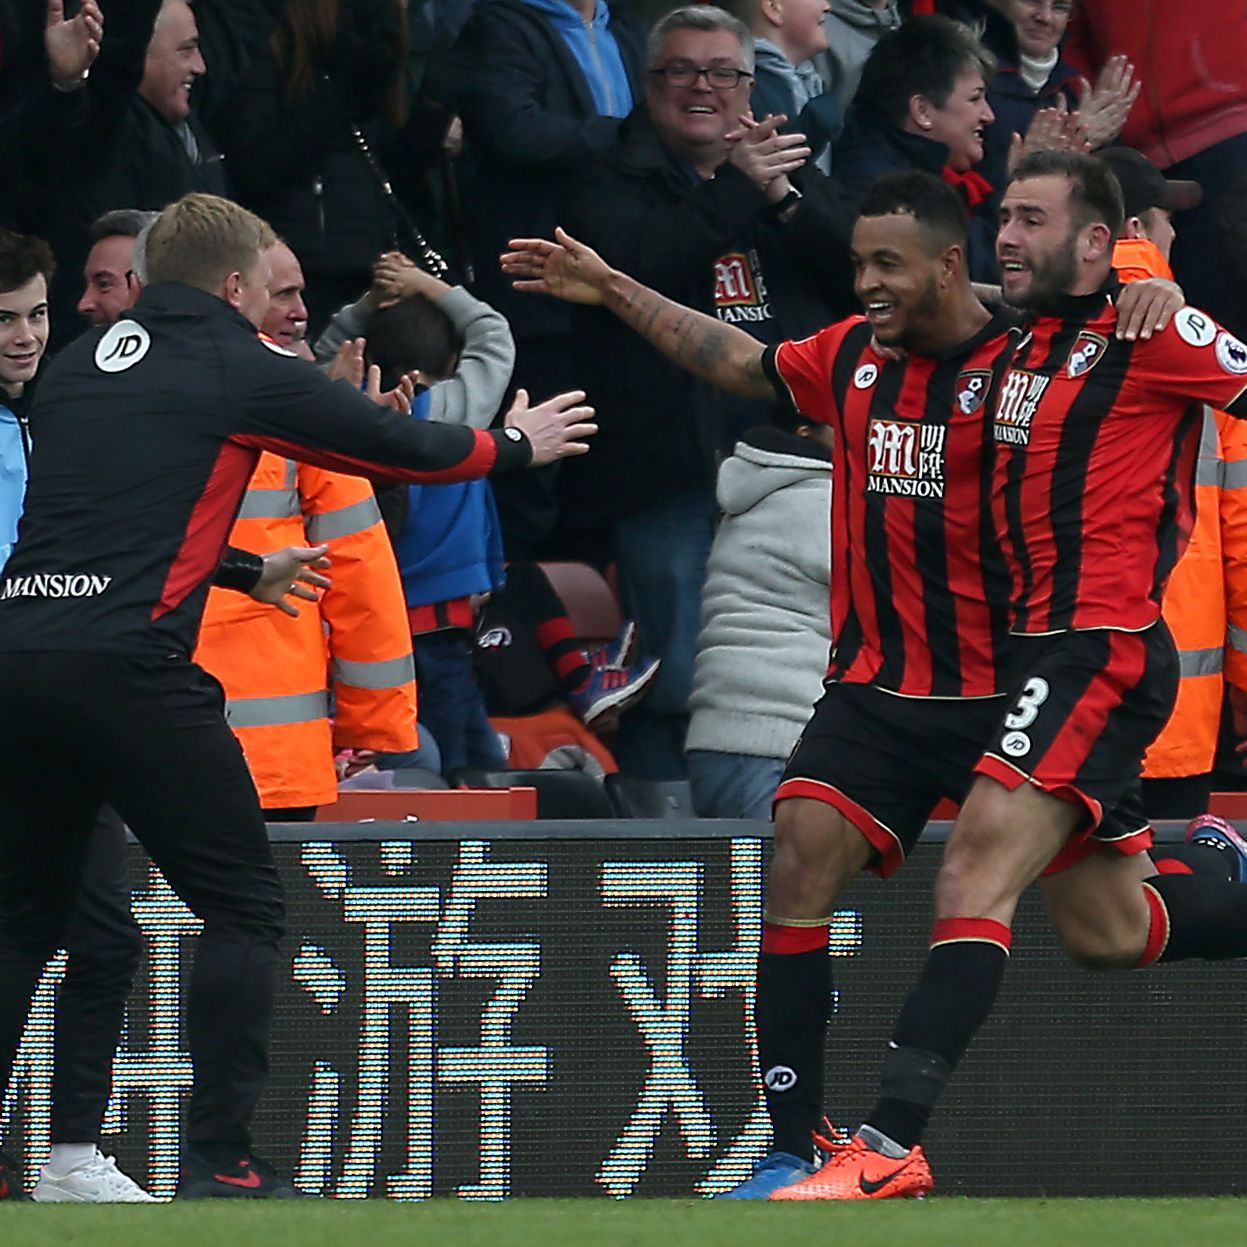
[{"xmin": 318, "ymin": 254, "xmax": 657, "ymax": 777}]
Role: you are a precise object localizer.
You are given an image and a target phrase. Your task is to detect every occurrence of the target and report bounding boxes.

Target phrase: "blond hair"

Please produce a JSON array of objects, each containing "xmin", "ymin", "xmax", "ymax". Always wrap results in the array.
[{"xmin": 143, "ymin": 193, "xmax": 276, "ymax": 293}]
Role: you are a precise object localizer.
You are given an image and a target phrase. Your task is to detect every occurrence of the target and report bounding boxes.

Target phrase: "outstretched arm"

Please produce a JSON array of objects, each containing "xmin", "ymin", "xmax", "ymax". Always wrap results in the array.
[{"xmin": 501, "ymin": 228, "xmax": 776, "ymax": 401}]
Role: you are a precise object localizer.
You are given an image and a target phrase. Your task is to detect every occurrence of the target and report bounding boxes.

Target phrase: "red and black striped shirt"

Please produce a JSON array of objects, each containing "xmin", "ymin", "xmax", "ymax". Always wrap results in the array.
[
  {"xmin": 991, "ymin": 284, "xmax": 1247, "ymax": 635},
  {"xmin": 764, "ymin": 312, "xmax": 1018, "ymax": 698}
]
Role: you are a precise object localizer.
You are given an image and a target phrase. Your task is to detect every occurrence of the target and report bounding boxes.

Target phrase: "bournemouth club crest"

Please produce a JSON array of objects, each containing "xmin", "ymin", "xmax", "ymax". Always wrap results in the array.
[
  {"xmin": 1067, "ymin": 331, "xmax": 1108, "ymax": 378},
  {"xmin": 956, "ymin": 369, "xmax": 992, "ymax": 414}
]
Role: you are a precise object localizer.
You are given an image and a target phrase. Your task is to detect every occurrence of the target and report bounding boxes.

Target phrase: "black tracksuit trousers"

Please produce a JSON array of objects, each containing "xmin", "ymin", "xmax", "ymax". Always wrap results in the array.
[{"xmin": 0, "ymin": 651, "xmax": 284, "ymax": 1149}]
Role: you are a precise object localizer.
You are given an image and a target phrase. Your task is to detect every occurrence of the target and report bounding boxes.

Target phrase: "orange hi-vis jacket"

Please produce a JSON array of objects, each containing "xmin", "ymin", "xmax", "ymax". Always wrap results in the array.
[
  {"xmin": 195, "ymin": 452, "xmax": 418, "ymax": 808},
  {"xmin": 1115, "ymin": 239, "xmax": 1247, "ymax": 777}
]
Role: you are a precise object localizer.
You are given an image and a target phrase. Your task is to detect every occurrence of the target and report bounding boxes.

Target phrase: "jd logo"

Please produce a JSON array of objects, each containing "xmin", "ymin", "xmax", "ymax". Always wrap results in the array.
[
  {"xmin": 95, "ymin": 320, "xmax": 151, "ymax": 373},
  {"xmin": 477, "ymin": 626, "xmax": 512, "ymax": 650},
  {"xmin": 764, "ymin": 1065, "xmax": 798, "ymax": 1092}
]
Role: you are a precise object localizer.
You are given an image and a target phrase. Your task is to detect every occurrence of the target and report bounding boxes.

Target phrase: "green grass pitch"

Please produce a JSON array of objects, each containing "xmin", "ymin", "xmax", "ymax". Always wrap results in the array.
[{"xmin": 2, "ymin": 1198, "xmax": 1245, "ymax": 1247}]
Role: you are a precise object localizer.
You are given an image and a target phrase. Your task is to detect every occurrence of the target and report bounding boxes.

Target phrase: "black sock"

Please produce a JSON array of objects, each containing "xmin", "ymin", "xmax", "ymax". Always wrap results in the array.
[
  {"xmin": 865, "ymin": 920, "xmax": 1011, "ymax": 1150},
  {"xmin": 756, "ymin": 928, "xmax": 832, "ymax": 1161},
  {"xmin": 1141, "ymin": 875, "xmax": 1247, "ymax": 963},
  {"xmin": 1151, "ymin": 843, "xmax": 1237, "ymax": 882}
]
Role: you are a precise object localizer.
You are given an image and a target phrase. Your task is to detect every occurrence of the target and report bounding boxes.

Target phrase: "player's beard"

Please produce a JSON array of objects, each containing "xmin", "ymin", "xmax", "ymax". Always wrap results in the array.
[
  {"xmin": 894, "ymin": 275, "xmax": 944, "ymax": 351},
  {"xmin": 1008, "ymin": 232, "xmax": 1080, "ymax": 313}
]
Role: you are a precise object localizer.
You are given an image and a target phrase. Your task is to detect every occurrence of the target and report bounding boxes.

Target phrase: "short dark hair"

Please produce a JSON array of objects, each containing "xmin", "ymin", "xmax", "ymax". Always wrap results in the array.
[
  {"xmin": 88, "ymin": 209, "xmax": 161, "ymax": 245},
  {"xmin": 1009, "ymin": 149, "xmax": 1125, "ymax": 239},
  {"xmin": 0, "ymin": 229, "xmax": 55, "ymax": 295},
  {"xmin": 365, "ymin": 294, "xmax": 461, "ymax": 391},
  {"xmin": 855, "ymin": 14, "xmax": 995, "ymax": 128},
  {"xmin": 858, "ymin": 170, "xmax": 969, "ymax": 251}
]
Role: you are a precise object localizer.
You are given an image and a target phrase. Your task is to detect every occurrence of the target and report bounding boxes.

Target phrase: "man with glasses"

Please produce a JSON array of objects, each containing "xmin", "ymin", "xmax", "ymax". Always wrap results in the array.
[{"xmin": 553, "ymin": 4, "xmax": 856, "ymax": 780}]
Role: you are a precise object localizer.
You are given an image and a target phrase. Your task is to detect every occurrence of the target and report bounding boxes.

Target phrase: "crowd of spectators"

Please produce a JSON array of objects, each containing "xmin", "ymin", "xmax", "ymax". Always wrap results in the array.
[{"xmin": 1, "ymin": 0, "xmax": 1245, "ymax": 803}]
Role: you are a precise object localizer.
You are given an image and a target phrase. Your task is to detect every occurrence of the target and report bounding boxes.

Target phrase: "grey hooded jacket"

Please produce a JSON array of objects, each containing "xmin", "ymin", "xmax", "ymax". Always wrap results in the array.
[{"xmin": 686, "ymin": 428, "xmax": 832, "ymax": 760}]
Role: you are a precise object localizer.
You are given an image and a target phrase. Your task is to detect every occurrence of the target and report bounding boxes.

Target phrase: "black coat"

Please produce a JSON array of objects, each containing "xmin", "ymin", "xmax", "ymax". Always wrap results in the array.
[
  {"xmin": 15, "ymin": 0, "xmax": 281, "ymax": 343},
  {"xmin": 210, "ymin": 46, "xmax": 406, "ymax": 288},
  {"xmin": 555, "ymin": 108, "xmax": 856, "ymax": 531},
  {"xmin": 448, "ymin": 0, "xmax": 646, "ymax": 340}
]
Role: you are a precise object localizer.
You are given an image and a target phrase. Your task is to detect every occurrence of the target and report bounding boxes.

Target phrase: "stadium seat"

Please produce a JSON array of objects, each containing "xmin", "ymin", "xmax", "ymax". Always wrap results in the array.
[
  {"xmin": 389, "ymin": 767, "xmax": 450, "ymax": 789},
  {"xmin": 453, "ymin": 767, "xmax": 616, "ymax": 818},
  {"xmin": 537, "ymin": 561, "xmax": 622, "ymax": 646},
  {"xmin": 339, "ymin": 767, "xmax": 394, "ymax": 790},
  {"xmin": 319, "ymin": 786, "xmax": 537, "ymax": 821},
  {"xmin": 605, "ymin": 775, "xmax": 695, "ymax": 819}
]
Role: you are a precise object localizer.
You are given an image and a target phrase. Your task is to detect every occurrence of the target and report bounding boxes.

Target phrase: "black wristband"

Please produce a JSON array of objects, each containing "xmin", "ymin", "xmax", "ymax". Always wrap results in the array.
[
  {"xmin": 214, "ymin": 546, "xmax": 264, "ymax": 593},
  {"xmin": 489, "ymin": 426, "xmax": 534, "ymax": 474}
]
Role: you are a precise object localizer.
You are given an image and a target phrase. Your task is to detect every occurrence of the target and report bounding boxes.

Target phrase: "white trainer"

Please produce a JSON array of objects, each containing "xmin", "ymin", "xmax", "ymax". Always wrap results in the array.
[{"xmin": 33, "ymin": 1150, "xmax": 159, "ymax": 1203}]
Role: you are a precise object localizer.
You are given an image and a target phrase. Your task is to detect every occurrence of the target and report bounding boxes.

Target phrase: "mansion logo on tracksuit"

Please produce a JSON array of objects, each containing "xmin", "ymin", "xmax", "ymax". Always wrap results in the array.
[
  {"xmin": 0, "ymin": 572, "xmax": 113, "ymax": 600},
  {"xmin": 994, "ymin": 370, "xmax": 1051, "ymax": 445},
  {"xmin": 866, "ymin": 419, "xmax": 947, "ymax": 498},
  {"xmin": 713, "ymin": 251, "xmax": 773, "ymax": 325}
]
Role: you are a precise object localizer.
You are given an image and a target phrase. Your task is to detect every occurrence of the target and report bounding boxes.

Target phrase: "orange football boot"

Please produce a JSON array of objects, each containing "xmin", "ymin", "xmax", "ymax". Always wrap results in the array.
[{"xmin": 768, "ymin": 1135, "xmax": 933, "ymax": 1200}]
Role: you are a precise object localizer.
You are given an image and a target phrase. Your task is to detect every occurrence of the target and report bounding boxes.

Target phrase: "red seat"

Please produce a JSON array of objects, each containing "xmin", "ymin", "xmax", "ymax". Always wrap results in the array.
[{"xmin": 538, "ymin": 561, "xmax": 622, "ymax": 646}]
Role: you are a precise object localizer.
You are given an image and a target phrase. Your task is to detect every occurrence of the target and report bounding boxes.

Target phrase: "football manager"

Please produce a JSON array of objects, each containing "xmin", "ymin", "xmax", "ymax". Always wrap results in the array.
[{"xmin": 0, "ymin": 192, "xmax": 594, "ymax": 1199}]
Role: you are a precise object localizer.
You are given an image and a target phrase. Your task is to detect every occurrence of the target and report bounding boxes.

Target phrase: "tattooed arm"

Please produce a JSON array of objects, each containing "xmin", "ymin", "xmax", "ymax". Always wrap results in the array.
[{"xmin": 501, "ymin": 227, "xmax": 776, "ymax": 401}]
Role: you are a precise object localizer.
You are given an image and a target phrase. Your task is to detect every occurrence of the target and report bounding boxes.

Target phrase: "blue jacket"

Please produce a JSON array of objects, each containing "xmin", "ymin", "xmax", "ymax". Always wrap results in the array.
[
  {"xmin": 0, "ymin": 401, "xmax": 28, "ymax": 570},
  {"xmin": 518, "ymin": 0, "xmax": 632, "ymax": 119},
  {"xmin": 393, "ymin": 477, "xmax": 505, "ymax": 609},
  {"xmin": 391, "ymin": 396, "xmax": 505, "ymax": 608}
]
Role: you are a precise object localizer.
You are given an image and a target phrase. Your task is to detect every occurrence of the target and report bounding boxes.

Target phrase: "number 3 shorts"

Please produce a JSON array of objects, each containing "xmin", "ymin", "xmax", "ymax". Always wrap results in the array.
[{"xmin": 974, "ymin": 622, "xmax": 1179, "ymax": 873}]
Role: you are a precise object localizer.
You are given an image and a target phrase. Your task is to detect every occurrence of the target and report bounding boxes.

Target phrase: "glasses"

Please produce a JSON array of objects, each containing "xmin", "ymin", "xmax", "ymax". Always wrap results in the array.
[{"xmin": 650, "ymin": 63, "xmax": 752, "ymax": 89}]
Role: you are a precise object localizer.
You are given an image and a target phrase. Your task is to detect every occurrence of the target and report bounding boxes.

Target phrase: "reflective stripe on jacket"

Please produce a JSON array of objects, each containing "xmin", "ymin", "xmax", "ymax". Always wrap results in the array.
[
  {"xmin": 1118, "ymin": 240, "xmax": 1247, "ymax": 777},
  {"xmin": 195, "ymin": 453, "xmax": 417, "ymax": 807},
  {"xmin": 1143, "ymin": 408, "xmax": 1247, "ymax": 777}
]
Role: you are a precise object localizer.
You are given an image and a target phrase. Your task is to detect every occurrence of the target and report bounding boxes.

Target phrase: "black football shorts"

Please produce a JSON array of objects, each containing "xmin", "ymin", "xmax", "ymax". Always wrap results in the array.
[{"xmin": 775, "ymin": 681, "xmax": 1006, "ymax": 877}]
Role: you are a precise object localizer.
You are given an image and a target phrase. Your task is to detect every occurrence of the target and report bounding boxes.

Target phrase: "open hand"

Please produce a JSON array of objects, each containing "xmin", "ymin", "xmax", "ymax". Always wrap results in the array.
[
  {"xmin": 367, "ymin": 366, "xmax": 415, "ymax": 413},
  {"xmin": 505, "ymin": 388, "xmax": 597, "ymax": 465},
  {"xmin": 1008, "ymin": 102, "xmax": 1091, "ymax": 176},
  {"xmin": 1115, "ymin": 277, "xmax": 1184, "ymax": 341},
  {"xmin": 501, "ymin": 227, "xmax": 612, "ymax": 305},
  {"xmin": 726, "ymin": 113, "xmax": 810, "ymax": 198},
  {"xmin": 46, "ymin": 0, "xmax": 102, "ymax": 88},
  {"xmin": 1077, "ymin": 55, "xmax": 1141, "ymax": 150},
  {"xmin": 251, "ymin": 545, "xmax": 331, "ymax": 617},
  {"xmin": 327, "ymin": 336, "xmax": 366, "ymax": 386}
]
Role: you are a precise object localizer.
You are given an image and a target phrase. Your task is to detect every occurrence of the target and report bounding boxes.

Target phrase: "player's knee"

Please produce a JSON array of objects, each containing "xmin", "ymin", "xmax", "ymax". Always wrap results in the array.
[
  {"xmin": 1049, "ymin": 898, "xmax": 1147, "ymax": 970},
  {"xmin": 1057, "ymin": 925, "xmax": 1141, "ymax": 971},
  {"xmin": 934, "ymin": 819, "xmax": 1006, "ymax": 915},
  {"xmin": 769, "ymin": 800, "xmax": 868, "ymax": 916}
]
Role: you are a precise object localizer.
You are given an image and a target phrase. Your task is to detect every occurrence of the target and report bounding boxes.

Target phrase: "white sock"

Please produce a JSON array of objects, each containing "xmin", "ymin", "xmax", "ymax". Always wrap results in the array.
[{"xmin": 45, "ymin": 1143, "xmax": 97, "ymax": 1173}]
